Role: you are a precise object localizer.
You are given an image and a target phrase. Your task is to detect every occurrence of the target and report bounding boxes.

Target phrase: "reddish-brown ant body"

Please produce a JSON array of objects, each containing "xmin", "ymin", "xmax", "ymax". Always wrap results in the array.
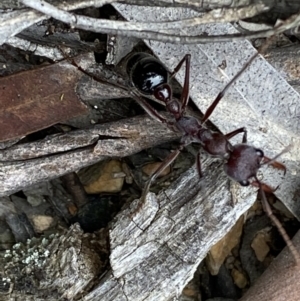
[
  {"xmin": 126, "ymin": 52, "xmax": 285, "ymax": 198},
  {"xmin": 125, "ymin": 51, "xmax": 300, "ymax": 263}
]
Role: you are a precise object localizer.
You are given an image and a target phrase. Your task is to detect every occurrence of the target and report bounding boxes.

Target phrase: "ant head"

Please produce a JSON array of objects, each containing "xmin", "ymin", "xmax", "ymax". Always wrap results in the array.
[
  {"xmin": 224, "ymin": 143, "xmax": 288, "ymax": 190},
  {"xmin": 223, "ymin": 144, "xmax": 264, "ymax": 187}
]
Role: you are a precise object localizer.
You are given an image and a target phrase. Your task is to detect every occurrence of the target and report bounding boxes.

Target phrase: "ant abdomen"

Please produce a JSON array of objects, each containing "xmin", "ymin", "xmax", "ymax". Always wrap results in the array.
[{"xmin": 126, "ymin": 53, "xmax": 169, "ymax": 94}]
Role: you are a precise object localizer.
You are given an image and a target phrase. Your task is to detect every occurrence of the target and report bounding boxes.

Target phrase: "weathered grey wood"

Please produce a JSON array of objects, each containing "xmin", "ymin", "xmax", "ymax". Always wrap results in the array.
[
  {"xmin": 0, "ymin": 115, "xmax": 179, "ymax": 196},
  {"xmin": 1, "ymin": 0, "xmax": 298, "ymax": 11},
  {"xmin": 0, "ymin": 163, "xmax": 258, "ymax": 301},
  {"xmin": 0, "ymin": 224, "xmax": 106, "ymax": 300},
  {"xmin": 84, "ymin": 160, "xmax": 257, "ymax": 301},
  {"xmin": 2, "ymin": 1, "xmax": 300, "ymax": 47}
]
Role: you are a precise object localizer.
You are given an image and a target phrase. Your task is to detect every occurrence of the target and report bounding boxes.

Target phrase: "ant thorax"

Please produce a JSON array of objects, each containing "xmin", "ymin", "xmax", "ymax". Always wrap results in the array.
[
  {"xmin": 175, "ymin": 115, "xmax": 202, "ymax": 137},
  {"xmin": 198, "ymin": 130, "xmax": 232, "ymax": 158}
]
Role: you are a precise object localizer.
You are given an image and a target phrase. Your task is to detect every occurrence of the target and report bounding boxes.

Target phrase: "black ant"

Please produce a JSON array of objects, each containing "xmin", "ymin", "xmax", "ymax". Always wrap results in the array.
[{"xmin": 125, "ymin": 51, "xmax": 300, "ymax": 264}]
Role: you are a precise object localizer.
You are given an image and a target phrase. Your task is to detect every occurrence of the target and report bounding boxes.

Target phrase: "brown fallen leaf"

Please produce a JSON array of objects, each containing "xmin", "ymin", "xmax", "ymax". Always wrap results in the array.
[{"xmin": 0, "ymin": 59, "xmax": 88, "ymax": 142}]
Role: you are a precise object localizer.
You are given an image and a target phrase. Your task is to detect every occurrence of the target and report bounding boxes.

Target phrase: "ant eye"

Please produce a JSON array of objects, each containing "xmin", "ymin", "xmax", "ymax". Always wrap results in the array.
[
  {"xmin": 239, "ymin": 180, "xmax": 250, "ymax": 186},
  {"xmin": 255, "ymin": 149, "xmax": 264, "ymax": 158}
]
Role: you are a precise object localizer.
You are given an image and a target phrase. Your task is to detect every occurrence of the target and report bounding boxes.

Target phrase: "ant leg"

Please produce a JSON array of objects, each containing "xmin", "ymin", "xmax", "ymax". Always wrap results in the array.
[
  {"xmin": 196, "ymin": 152, "xmax": 203, "ymax": 178},
  {"xmin": 256, "ymin": 181, "xmax": 300, "ymax": 264},
  {"xmin": 131, "ymin": 92, "xmax": 174, "ymax": 127},
  {"xmin": 169, "ymin": 54, "xmax": 191, "ymax": 115},
  {"xmin": 260, "ymin": 144, "xmax": 291, "ymax": 174},
  {"xmin": 251, "ymin": 180, "xmax": 277, "ymax": 193},
  {"xmin": 170, "ymin": 54, "xmax": 191, "ymax": 79},
  {"xmin": 201, "ymin": 52, "xmax": 259, "ymax": 124},
  {"xmin": 180, "ymin": 55, "xmax": 191, "ymax": 114},
  {"xmin": 141, "ymin": 147, "xmax": 183, "ymax": 201},
  {"xmin": 225, "ymin": 127, "xmax": 247, "ymax": 143},
  {"xmin": 262, "ymin": 156, "xmax": 286, "ymax": 174}
]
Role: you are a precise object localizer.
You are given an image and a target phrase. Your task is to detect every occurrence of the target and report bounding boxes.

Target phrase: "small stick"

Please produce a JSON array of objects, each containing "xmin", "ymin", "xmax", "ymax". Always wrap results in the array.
[{"xmin": 257, "ymin": 178, "xmax": 300, "ymax": 265}]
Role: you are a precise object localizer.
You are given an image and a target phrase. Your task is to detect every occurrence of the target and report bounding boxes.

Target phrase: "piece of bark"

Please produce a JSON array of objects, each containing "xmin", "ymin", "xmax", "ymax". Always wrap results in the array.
[
  {"xmin": 0, "ymin": 114, "xmax": 179, "ymax": 196},
  {"xmin": 83, "ymin": 161, "xmax": 257, "ymax": 301},
  {"xmin": 61, "ymin": 172, "xmax": 88, "ymax": 208},
  {"xmin": 0, "ymin": 130, "xmax": 100, "ymax": 160},
  {"xmin": 0, "ymin": 159, "xmax": 257, "ymax": 301},
  {"xmin": 12, "ymin": 24, "xmax": 105, "ymax": 61},
  {"xmin": 76, "ymin": 54, "xmax": 131, "ymax": 100},
  {"xmin": 3, "ymin": 0, "xmax": 300, "ymax": 47},
  {"xmin": 0, "ymin": 196, "xmax": 35, "ymax": 243},
  {"xmin": 0, "ymin": 224, "xmax": 108, "ymax": 300},
  {"xmin": 239, "ymin": 230, "xmax": 300, "ymax": 301},
  {"xmin": 5, "ymin": 212, "xmax": 35, "ymax": 243}
]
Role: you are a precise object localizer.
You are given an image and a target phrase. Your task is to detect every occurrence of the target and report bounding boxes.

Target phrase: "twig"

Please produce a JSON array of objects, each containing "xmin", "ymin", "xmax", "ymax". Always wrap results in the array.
[
  {"xmin": 19, "ymin": 0, "xmax": 298, "ymax": 44},
  {"xmin": 20, "ymin": 0, "xmax": 269, "ymax": 31},
  {"xmin": 0, "ymin": 115, "xmax": 180, "ymax": 197},
  {"xmin": 260, "ymin": 187, "xmax": 300, "ymax": 265}
]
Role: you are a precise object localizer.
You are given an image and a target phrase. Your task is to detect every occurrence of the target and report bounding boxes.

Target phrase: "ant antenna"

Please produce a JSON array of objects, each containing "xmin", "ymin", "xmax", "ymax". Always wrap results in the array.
[
  {"xmin": 202, "ymin": 28, "xmax": 281, "ymax": 125},
  {"xmin": 254, "ymin": 176, "xmax": 300, "ymax": 265},
  {"xmin": 261, "ymin": 144, "xmax": 292, "ymax": 171}
]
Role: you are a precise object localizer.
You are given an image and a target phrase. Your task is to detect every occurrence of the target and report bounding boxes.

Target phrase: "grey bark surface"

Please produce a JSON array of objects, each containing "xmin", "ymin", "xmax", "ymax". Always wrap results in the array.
[
  {"xmin": 2, "ymin": 1, "xmax": 300, "ymax": 46},
  {"xmin": 0, "ymin": 224, "xmax": 108, "ymax": 301},
  {"xmin": 0, "ymin": 164, "xmax": 258, "ymax": 301},
  {"xmin": 84, "ymin": 166, "xmax": 256, "ymax": 301},
  {"xmin": 0, "ymin": 114, "xmax": 180, "ymax": 196}
]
